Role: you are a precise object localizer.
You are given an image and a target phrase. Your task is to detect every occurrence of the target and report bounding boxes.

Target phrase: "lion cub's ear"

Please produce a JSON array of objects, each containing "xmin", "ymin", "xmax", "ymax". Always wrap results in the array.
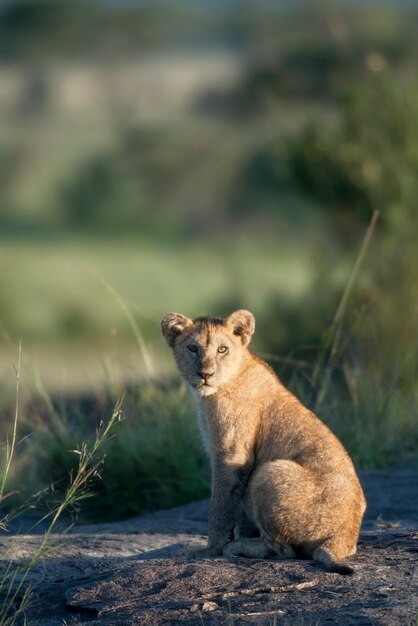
[
  {"xmin": 161, "ymin": 312, "xmax": 193, "ymax": 347},
  {"xmin": 226, "ymin": 310, "xmax": 255, "ymax": 346}
]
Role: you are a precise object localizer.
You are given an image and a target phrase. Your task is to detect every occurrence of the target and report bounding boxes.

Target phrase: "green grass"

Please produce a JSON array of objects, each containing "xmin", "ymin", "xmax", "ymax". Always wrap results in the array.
[
  {"xmin": 0, "ymin": 353, "xmax": 121, "ymax": 625},
  {"xmin": 1, "ymin": 374, "xmax": 211, "ymax": 523},
  {"xmin": 0, "ymin": 232, "xmax": 346, "ymax": 396}
]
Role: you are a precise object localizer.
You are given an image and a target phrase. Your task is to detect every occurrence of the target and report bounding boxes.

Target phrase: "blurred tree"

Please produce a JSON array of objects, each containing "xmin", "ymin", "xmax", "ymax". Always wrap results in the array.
[{"xmin": 285, "ymin": 76, "xmax": 418, "ymax": 236}]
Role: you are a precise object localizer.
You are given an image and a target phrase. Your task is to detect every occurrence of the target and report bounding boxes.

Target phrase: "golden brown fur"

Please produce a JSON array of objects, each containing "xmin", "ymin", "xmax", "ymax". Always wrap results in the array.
[{"xmin": 161, "ymin": 310, "xmax": 366, "ymax": 574}]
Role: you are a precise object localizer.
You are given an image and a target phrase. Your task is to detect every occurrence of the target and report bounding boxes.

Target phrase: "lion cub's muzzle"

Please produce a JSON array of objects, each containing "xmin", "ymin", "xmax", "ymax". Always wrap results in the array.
[{"xmin": 197, "ymin": 369, "xmax": 215, "ymax": 383}]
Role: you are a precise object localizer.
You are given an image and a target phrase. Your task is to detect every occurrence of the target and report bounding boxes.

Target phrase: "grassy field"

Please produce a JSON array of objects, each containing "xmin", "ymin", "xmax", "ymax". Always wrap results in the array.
[
  {"xmin": 1, "ymin": 223, "xmax": 416, "ymax": 526},
  {"xmin": 0, "ymin": 229, "xmax": 347, "ymax": 395}
]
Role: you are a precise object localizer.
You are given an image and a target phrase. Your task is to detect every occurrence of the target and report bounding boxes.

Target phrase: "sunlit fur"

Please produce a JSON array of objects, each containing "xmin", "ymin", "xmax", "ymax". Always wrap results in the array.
[{"xmin": 161, "ymin": 310, "xmax": 366, "ymax": 575}]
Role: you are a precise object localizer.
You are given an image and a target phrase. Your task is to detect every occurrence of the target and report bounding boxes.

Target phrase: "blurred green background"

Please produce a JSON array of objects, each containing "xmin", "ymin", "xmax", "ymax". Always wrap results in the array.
[{"xmin": 0, "ymin": 0, "xmax": 417, "ymax": 520}]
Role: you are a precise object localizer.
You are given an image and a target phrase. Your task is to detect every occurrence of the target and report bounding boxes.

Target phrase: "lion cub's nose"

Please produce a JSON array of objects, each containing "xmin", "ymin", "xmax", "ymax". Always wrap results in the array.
[{"xmin": 197, "ymin": 370, "xmax": 215, "ymax": 382}]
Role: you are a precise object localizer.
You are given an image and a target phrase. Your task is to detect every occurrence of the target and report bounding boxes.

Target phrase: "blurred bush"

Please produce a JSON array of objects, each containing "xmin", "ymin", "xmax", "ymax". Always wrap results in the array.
[
  {"xmin": 60, "ymin": 127, "xmax": 199, "ymax": 238},
  {"xmin": 1, "ymin": 1, "xmax": 417, "ymax": 236},
  {"xmin": 285, "ymin": 77, "xmax": 418, "ymax": 236},
  {"xmin": 12, "ymin": 383, "xmax": 209, "ymax": 521}
]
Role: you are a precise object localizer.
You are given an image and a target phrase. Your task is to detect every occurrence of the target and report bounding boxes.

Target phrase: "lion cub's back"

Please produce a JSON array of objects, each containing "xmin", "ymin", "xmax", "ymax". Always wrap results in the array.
[{"xmin": 253, "ymin": 362, "xmax": 361, "ymax": 481}]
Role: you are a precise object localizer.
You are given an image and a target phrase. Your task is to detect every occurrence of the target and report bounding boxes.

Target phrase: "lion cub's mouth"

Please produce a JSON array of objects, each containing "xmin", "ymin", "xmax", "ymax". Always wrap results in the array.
[
  {"xmin": 195, "ymin": 380, "xmax": 218, "ymax": 396},
  {"xmin": 196, "ymin": 380, "xmax": 212, "ymax": 389}
]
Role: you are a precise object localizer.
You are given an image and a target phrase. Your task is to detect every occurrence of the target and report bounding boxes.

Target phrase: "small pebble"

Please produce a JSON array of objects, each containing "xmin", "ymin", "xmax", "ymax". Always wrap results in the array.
[
  {"xmin": 190, "ymin": 601, "xmax": 219, "ymax": 612},
  {"xmin": 202, "ymin": 601, "xmax": 219, "ymax": 611}
]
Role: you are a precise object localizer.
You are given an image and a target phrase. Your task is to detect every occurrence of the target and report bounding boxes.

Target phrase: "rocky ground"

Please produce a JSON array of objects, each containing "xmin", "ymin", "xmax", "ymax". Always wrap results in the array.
[{"xmin": 0, "ymin": 471, "xmax": 417, "ymax": 625}]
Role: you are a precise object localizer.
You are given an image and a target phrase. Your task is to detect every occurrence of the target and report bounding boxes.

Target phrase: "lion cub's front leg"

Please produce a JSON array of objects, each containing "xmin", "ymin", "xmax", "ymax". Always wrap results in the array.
[{"xmin": 207, "ymin": 459, "xmax": 252, "ymax": 555}]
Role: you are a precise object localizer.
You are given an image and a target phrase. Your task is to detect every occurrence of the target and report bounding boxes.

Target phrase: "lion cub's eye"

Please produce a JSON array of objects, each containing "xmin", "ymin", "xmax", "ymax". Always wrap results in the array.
[
  {"xmin": 217, "ymin": 346, "xmax": 228, "ymax": 354},
  {"xmin": 187, "ymin": 344, "xmax": 198, "ymax": 353}
]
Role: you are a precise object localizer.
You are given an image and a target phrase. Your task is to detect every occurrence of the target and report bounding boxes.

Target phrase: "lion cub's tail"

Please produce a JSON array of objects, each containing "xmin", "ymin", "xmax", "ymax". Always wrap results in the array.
[{"xmin": 314, "ymin": 547, "xmax": 354, "ymax": 576}]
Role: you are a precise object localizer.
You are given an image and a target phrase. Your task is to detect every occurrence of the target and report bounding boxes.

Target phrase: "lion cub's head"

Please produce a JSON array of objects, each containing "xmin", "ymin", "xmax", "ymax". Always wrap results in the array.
[{"xmin": 161, "ymin": 310, "xmax": 255, "ymax": 397}]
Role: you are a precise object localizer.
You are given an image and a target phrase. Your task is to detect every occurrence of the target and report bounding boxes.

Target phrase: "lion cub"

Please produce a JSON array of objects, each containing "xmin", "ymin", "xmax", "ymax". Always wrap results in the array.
[{"xmin": 161, "ymin": 310, "xmax": 366, "ymax": 574}]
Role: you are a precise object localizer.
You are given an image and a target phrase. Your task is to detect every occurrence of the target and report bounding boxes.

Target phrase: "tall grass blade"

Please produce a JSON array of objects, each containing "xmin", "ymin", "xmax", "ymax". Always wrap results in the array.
[
  {"xmin": 0, "ymin": 398, "xmax": 121, "ymax": 626},
  {"xmin": 313, "ymin": 210, "xmax": 380, "ymax": 407},
  {"xmin": 86, "ymin": 268, "xmax": 155, "ymax": 378},
  {"xmin": 0, "ymin": 342, "xmax": 22, "ymax": 504}
]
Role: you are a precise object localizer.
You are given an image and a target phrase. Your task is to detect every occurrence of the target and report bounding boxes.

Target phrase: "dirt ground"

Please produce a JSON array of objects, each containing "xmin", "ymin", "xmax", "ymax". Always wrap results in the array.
[{"xmin": 0, "ymin": 470, "xmax": 417, "ymax": 625}]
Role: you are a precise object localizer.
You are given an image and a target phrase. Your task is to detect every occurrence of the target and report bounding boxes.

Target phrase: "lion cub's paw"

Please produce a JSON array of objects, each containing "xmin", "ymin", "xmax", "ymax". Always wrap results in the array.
[{"xmin": 223, "ymin": 538, "xmax": 276, "ymax": 559}]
